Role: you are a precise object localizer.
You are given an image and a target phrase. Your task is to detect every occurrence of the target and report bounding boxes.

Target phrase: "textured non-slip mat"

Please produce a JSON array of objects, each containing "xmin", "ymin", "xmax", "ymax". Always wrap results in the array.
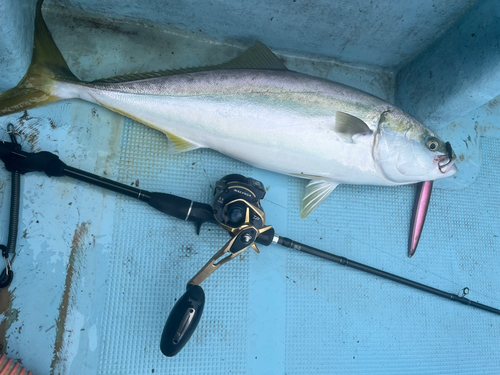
[{"xmin": 97, "ymin": 119, "xmax": 500, "ymax": 374}]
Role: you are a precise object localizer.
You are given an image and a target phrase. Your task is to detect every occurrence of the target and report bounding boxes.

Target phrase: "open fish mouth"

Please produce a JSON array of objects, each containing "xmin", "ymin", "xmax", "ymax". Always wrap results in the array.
[{"xmin": 437, "ymin": 141, "xmax": 457, "ymax": 174}]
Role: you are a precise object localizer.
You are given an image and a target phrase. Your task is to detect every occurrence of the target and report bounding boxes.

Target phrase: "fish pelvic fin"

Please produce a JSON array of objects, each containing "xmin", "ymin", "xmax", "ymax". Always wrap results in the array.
[
  {"xmin": 301, "ymin": 179, "xmax": 339, "ymax": 219},
  {"xmin": 0, "ymin": 0, "xmax": 79, "ymax": 117}
]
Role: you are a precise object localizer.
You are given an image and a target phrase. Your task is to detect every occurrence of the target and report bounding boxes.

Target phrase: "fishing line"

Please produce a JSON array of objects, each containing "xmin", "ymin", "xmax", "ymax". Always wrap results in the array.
[{"xmin": 262, "ymin": 195, "xmax": 500, "ymax": 304}]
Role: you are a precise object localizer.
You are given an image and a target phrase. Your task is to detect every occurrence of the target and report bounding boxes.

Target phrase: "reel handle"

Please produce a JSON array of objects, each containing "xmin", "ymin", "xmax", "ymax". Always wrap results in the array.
[{"xmin": 160, "ymin": 284, "xmax": 205, "ymax": 357}]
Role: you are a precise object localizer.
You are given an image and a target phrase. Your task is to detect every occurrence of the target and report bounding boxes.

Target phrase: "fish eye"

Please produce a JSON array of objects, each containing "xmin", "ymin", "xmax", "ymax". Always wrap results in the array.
[{"xmin": 426, "ymin": 137, "xmax": 440, "ymax": 151}]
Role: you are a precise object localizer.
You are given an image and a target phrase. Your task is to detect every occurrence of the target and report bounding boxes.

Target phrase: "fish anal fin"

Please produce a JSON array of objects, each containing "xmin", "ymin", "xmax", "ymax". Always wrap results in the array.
[
  {"xmin": 92, "ymin": 41, "xmax": 287, "ymax": 84},
  {"xmin": 163, "ymin": 131, "xmax": 200, "ymax": 154},
  {"xmin": 335, "ymin": 111, "xmax": 372, "ymax": 143},
  {"xmin": 94, "ymin": 99, "xmax": 199, "ymax": 154},
  {"xmin": 301, "ymin": 180, "xmax": 339, "ymax": 219}
]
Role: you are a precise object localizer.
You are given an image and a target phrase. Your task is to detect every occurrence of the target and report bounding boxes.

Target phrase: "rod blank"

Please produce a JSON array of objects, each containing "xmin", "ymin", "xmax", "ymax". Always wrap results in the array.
[{"xmin": 276, "ymin": 236, "xmax": 500, "ymax": 316}]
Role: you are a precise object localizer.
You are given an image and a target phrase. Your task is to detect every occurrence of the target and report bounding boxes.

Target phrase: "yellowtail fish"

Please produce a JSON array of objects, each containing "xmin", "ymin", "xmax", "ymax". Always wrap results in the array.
[{"xmin": 0, "ymin": 0, "xmax": 457, "ymax": 218}]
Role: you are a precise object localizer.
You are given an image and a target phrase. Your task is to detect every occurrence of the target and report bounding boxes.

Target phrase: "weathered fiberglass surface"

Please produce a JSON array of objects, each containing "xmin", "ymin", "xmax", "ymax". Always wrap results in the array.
[{"xmin": 0, "ymin": 0, "xmax": 499, "ymax": 374}]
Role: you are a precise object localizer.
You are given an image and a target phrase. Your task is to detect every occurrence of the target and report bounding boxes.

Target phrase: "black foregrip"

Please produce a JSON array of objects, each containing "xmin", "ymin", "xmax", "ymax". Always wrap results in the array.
[{"xmin": 148, "ymin": 193, "xmax": 193, "ymax": 221}]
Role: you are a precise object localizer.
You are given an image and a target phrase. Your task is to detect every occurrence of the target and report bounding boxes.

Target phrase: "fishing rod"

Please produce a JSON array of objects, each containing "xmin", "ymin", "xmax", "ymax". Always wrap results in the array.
[{"xmin": 0, "ymin": 130, "xmax": 498, "ymax": 358}]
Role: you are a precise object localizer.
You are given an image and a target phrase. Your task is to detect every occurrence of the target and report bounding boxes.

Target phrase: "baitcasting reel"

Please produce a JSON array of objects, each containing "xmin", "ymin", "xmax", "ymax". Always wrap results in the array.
[
  {"xmin": 160, "ymin": 174, "xmax": 273, "ymax": 357},
  {"xmin": 213, "ymin": 174, "xmax": 267, "ymax": 231}
]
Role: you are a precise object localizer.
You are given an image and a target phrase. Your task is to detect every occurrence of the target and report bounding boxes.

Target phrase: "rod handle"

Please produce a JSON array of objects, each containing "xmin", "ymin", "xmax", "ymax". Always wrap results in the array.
[{"xmin": 148, "ymin": 193, "xmax": 216, "ymax": 233}]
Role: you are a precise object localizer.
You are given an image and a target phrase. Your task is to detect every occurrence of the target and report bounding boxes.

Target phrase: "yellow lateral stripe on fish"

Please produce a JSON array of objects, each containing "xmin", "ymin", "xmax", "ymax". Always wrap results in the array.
[{"xmin": 0, "ymin": 0, "xmax": 457, "ymax": 218}]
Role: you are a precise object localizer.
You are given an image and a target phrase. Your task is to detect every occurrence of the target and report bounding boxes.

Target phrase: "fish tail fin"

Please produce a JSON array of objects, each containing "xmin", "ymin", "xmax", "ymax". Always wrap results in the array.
[{"xmin": 0, "ymin": 0, "xmax": 79, "ymax": 117}]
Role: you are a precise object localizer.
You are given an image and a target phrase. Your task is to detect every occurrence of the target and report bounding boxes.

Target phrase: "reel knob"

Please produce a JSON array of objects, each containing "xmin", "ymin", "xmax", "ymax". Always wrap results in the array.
[{"xmin": 160, "ymin": 284, "xmax": 205, "ymax": 357}]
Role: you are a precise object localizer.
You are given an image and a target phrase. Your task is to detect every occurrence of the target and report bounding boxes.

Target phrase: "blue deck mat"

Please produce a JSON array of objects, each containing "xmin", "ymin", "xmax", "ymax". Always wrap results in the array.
[{"xmin": 95, "ymin": 118, "xmax": 499, "ymax": 374}]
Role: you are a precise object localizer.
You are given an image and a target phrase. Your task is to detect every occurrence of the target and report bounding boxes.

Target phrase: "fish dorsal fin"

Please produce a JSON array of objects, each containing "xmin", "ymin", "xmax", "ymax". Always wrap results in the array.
[
  {"xmin": 92, "ymin": 41, "xmax": 287, "ymax": 84},
  {"xmin": 334, "ymin": 111, "xmax": 372, "ymax": 143},
  {"xmin": 162, "ymin": 131, "xmax": 201, "ymax": 154},
  {"xmin": 219, "ymin": 41, "xmax": 288, "ymax": 70},
  {"xmin": 301, "ymin": 179, "xmax": 339, "ymax": 219}
]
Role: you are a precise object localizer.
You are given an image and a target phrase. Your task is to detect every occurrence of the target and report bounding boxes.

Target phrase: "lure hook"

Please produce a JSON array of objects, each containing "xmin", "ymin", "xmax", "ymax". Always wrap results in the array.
[{"xmin": 438, "ymin": 142, "xmax": 456, "ymax": 173}]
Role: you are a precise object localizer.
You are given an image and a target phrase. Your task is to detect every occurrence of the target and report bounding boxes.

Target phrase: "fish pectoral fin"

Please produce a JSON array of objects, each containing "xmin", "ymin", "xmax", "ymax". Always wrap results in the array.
[
  {"xmin": 163, "ymin": 131, "xmax": 200, "ymax": 154},
  {"xmin": 93, "ymin": 42, "xmax": 287, "ymax": 84},
  {"xmin": 334, "ymin": 111, "xmax": 372, "ymax": 143},
  {"xmin": 301, "ymin": 180, "xmax": 339, "ymax": 219}
]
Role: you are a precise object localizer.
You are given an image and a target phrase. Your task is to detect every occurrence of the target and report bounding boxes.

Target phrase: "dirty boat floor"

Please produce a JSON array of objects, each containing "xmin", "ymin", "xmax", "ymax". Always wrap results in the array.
[
  {"xmin": 0, "ymin": 115, "xmax": 498, "ymax": 374},
  {"xmin": 0, "ymin": 2, "xmax": 499, "ymax": 374}
]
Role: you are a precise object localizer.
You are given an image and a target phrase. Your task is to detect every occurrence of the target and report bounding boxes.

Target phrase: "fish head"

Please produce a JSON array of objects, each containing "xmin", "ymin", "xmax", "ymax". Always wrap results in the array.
[{"xmin": 373, "ymin": 109, "xmax": 457, "ymax": 183}]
